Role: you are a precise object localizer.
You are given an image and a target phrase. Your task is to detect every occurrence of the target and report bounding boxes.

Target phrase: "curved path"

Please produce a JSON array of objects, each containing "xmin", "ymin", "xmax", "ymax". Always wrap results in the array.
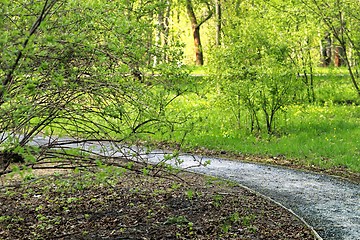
[
  {"xmin": 148, "ymin": 152, "xmax": 360, "ymax": 240},
  {"xmin": 29, "ymin": 136, "xmax": 360, "ymax": 240}
]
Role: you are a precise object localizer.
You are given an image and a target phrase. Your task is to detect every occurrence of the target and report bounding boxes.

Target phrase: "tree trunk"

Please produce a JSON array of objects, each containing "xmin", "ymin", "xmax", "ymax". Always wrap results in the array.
[
  {"xmin": 154, "ymin": 0, "xmax": 172, "ymax": 66},
  {"xmin": 215, "ymin": 0, "xmax": 221, "ymax": 46},
  {"xmin": 186, "ymin": 0, "xmax": 204, "ymax": 65},
  {"xmin": 164, "ymin": 0, "xmax": 171, "ymax": 48},
  {"xmin": 320, "ymin": 32, "xmax": 332, "ymax": 67},
  {"xmin": 334, "ymin": 46, "xmax": 345, "ymax": 67},
  {"xmin": 193, "ymin": 26, "xmax": 204, "ymax": 65}
]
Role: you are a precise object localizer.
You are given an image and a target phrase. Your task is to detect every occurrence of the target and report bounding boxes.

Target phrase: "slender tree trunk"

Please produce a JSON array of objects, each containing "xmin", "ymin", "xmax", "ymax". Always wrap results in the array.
[
  {"xmin": 154, "ymin": 0, "xmax": 169, "ymax": 66},
  {"xmin": 185, "ymin": 0, "xmax": 213, "ymax": 66},
  {"xmin": 186, "ymin": 0, "xmax": 204, "ymax": 65},
  {"xmin": 307, "ymin": 48, "xmax": 315, "ymax": 102},
  {"xmin": 164, "ymin": 0, "xmax": 171, "ymax": 47},
  {"xmin": 343, "ymin": 48, "xmax": 360, "ymax": 98},
  {"xmin": 193, "ymin": 26, "xmax": 204, "ymax": 65},
  {"xmin": 333, "ymin": 11, "xmax": 360, "ymax": 97},
  {"xmin": 320, "ymin": 32, "xmax": 332, "ymax": 67},
  {"xmin": 153, "ymin": 8, "xmax": 163, "ymax": 66},
  {"xmin": 215, "ymin": 0, "xmax": 221, "ymax": 46}
]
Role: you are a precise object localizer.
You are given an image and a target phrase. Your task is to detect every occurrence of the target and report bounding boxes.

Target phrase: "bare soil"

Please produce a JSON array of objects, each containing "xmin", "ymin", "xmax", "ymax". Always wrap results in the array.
[{"xmin": 0, "ymin": 166, "xmax": 317, "ymax": 240}]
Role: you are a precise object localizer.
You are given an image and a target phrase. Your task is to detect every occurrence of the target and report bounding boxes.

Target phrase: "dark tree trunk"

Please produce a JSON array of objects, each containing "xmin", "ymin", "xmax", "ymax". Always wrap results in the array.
[
  {"xmin": 215, "ymin": 0, "xmax": 221, "ymax": 46},
  {"xmin": 186, "ymin": 0, "xmax": 203, "ymax": 65},
  {"xmin": 334, "ymin": 46, "xmax": 345, "ymax": 67},
  {"xmin": 321, "ymin": 32, "xmax": 332, "ymax": 67},
  {"xmin": 185, "ymin": 0, "xmax": 212, "ymax": 66},
  {"xmin": 193, "ymin": 26, "xmax": 204, "ymax": 65},
  {"xmin": 164, "ymin": 1, "xmax": 171, "ymax": 47}
]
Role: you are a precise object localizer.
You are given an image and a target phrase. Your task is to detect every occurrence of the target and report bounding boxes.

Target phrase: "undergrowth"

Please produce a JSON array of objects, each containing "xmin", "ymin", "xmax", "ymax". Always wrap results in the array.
[{"xmin": 147, "ymin": 71, "xmax": 360, "ymax": 173}]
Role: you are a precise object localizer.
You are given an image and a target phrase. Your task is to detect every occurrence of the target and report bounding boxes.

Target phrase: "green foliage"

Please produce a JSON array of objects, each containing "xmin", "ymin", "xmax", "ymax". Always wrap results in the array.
[
  {"xmin": 164, "ymin": 215, "xmax": 191, "ymax": 225},
  {"xmin": 209, "ymin": 1, "xmax": 300, "ymax": 134},
  {"xmin": 0, "ymin": 215, "xmax": 12, "ymax": 222},
  {"xmin": 146, "ymin": 72, "xmax": 360, "ymax": 173},
  {"xmin": 185, "ymin": 189, "xmax": 195, "ymax": 200},
  {"xmin": 1, "ymin": 0, "xmax": 359, "ymax": 180},
  {"xmin": 0, "ymin": 0, "xmax": 190, "ymax": 174},
  {"xmin": 220, "ymin": 211, "xmax": 256, "ymax": 235},
  {"xmin": 212, "ymin": 193, "xmax": 223, "ymax": 207}
]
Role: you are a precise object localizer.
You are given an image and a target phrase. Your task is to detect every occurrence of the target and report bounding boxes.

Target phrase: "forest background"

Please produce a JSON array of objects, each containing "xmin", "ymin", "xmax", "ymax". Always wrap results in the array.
[{"xmin": 1, "ymin": 0, "xmax": 359, "ymax": 183}]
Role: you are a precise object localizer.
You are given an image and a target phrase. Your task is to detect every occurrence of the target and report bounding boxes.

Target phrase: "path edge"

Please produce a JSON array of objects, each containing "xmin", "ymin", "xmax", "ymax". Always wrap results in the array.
[
  {"xmin": 192, "ymin": 171, "xmax": 323, "ymax": 240},
  {"xmin": 230, "ymin": 180, "xmax": 323, "ymax": 240}
]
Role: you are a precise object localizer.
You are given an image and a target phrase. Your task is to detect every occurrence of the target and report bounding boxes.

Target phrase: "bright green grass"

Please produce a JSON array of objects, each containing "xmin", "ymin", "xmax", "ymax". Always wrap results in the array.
[
  {"xmin": 32, "ymin": 71, "xmax": 359, "ymax": 173},
  {"xmin": 188, "ymin": 65, "xmax": 209, "ymax": 75},
  {"xmin": 314, "ymin": 74, "xmax": 360, "ymax": 105},
  {"xmin": 313, "ymin": 66, "xmax": 349, "ymax": 75},
  {"xmin": 149, "ymin": 76, "xmax": 360, "ymax": 173}
]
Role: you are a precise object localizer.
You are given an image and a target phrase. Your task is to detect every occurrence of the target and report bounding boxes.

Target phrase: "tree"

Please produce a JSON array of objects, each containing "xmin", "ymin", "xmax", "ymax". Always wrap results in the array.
[
  {"xmin": 0, "ymin": 0, "xmax": 189, "ymax": 173},
  {"xmin": 185, "ymin": 0, "xmax": 213, "ymax": 65},
  {"xmin": 208, "ymin": 0, "xmax": 300, "ymax": 135},
  {"xmin": 154, "ymin": 0, "xmax": 172, "ymax": 65},
  {"xmin": 320, "ymin": 32, "xmax": 332, "ymax": 67},
  {"xmin": 263, "ymin": 0, "xmax": 319, "ymax": 103},
  {"xmin": 215, "ymin": 0, "xmax": 222, "ymax": 46},
  {"xmin": 299, "ymin": 0, "xmax": 360, "ymax": 98}
]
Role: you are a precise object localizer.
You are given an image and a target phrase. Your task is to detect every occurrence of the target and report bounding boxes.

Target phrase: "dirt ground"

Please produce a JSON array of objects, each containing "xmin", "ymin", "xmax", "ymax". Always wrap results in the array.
[{"xmin": 0, "ymin": 165, "xmax": 317, "ymax": 240}]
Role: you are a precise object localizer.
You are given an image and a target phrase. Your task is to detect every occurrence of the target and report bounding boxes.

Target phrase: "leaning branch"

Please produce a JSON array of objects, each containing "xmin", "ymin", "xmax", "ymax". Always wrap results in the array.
[
  {"xmin": 0, "ymin": 0, "xmax": 58, "ymax": 103},
  {"xmin": 197, "ymin": 2, "xmax": 213, "ymax": 28}
]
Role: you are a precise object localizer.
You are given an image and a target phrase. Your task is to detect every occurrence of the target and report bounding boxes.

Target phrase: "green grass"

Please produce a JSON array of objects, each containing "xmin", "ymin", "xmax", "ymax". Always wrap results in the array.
[
  {"xmin": 23, "ymin": 70, "xmax": 359, "ymax": 174},
  {"xmin": 313, "ymin": 66, "xmax": 349, "ymax": 75},
  {"xmin": 314, "ymin": 74, "xmax": 360, "ymax": 105},
  {"xmin": 149, "ymin": 74, "xmax": 360, "ymax": 173},
  {"xmin": 188, "ymin": 65, "xmax": 209, "ymax": 75}
]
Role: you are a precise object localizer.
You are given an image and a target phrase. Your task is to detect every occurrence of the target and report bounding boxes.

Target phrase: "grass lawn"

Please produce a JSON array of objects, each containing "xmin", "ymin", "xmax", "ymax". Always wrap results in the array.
[{"xmin": 146, "ymin": 68, "xmax": 360, "ymax": 177}]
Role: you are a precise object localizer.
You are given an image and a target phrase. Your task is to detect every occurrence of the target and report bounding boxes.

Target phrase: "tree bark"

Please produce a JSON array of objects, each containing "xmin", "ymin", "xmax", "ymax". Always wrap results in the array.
[
  {"xmin": 193, "ymin": 26, "xmax": 204, "ymax": 65},
  {"xmin": 154, "ymin": 0, "xmax": 172, "ymax": 66},
  {"xmin": 185, "ymin": 0, "xmax": 213, "ymax": 66},
  {"xmin": 215, "ymin": 0, "xmax": 222, "ymax": 46},
  {"xmin": 186, "ymin": 0, "xmax": 203, "ymax": 65},
  {"xmin": 320, "ymin": 32, "xmax": 332, "ymax": 67},
  {"xmin": 334, "ymin": 46, "xmax": 344, "ymax": 67}
]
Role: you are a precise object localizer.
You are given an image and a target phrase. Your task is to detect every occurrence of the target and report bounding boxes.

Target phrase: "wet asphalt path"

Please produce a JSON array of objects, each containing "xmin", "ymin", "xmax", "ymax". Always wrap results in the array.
[{"xmin": 29, "ymin": 136, "xmax": 360, "ymax": 240}]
